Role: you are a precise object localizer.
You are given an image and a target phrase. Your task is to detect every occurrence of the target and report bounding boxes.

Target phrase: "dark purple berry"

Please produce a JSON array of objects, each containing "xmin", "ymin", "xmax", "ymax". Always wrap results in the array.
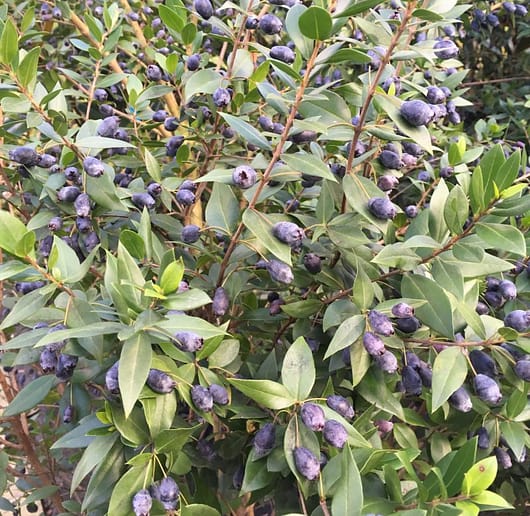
[
  {"xmin": 396, "ymin": 316, "xmax": 421, "ymax": 334},
  {"xmin": 97, "ymin": 116, "xmax": 119, "ymax": 137},
  {"xmin": 258, "ymin": 14, "xmax": 283, "ymax": 35},
  {"xmin": 231, "ymin": 165, "xmax": 257, "ymax": 189},
  {"xmin": 74, "ymin": 193, "xmax": 91, "ymax": 217},
  {"xmin": 266, "ymin": 260, "xmax": 293, "ymax": 284},
  {"xmin": 105, "ymin": 361, "xmax": 120, "ymax": 393},
  {"xmin": 93, "ymin": 88, "xmax": 108, "ymax": 102},
  {"xmin": 212, "ymin": 287, "xmax": 230, "ymax": 316},
  {"xmin": 379, "ymin": 150, "xmax": 403, "ymax": 170},
  {"xmin": 270, "ymin": 45, "xmax": 295, "ymax": 64},
  {"xmin": 494, "ymin": 447, "xmax": 512, "ymax": 469},
  {"xmin": 400, "ymin": 100, "xmax": 434, "ymax": 126},
  {"xmin": 83, "ymin": 157, "xmax": 105, "ymax": 177},
  {"xmin": 392, "ymin": 302, "xmax": 414, "ymax": 318},
  {"xmin": 474, "ymin": 374, "xmax": 502, "ymax": 405},
  {"xmin": 323, "ymin": 420, "xmax": 348, "ymax": 449},
  {"xmin": 303, "ymin": 253, "xmax": 321, "ymax": 274},
  {"xmin": 293, "ymin": 447, "xmax": 320, "ymax": 480},
  {"xmin": 375, "ymin": 350, "xmax": 398, "ymax": 373},
  {"xmin": 146, "ymin": 64, "xmax": 163, "ymax": 81},
  {"xmin": 48, "ymin": 216, "xmax": 63, "ymax": 232},
  {"xmin": 173, "ymin": 331, "xmax": 203, "ymax": 352},
  {"xmin": 209, "ymin": 384, "xmax": 229, "ymax": 405},
  {"xmin": 498, "ymin": 280, "xmax": 517, "ymax": 300},
  {"xmin": 176, "ymin": 189, "xmax": 196, "ymax": 206},
  {"xmin": 147, "ymin": 369, "xmax": 176, "ymax": 393},
  {"xmin": 131, "ymin": 192, "xmax": 156, "ymax": 210},
  {"xmin": 39, "ymin": 347, "xmax": 57, "ymax": 373},
  {"xmin": 504, "ymin": 310, "xmax": 530, "ymax": 332},
  {"xmin": 258, "ymin": 115, "xmax": 274, "ymax": 131},
  {"xmin": 253, "ymin": 423, "xmax": 276, "ymax": 458},
  {"xmin": 152, "ymin": 110, "xmax": 168, "ymax": 122},
  {"xmin": 147, "ymin": 182, "xmax": 162, "ymax": 198},
  {"xmin": 300, "ymin": 403, "xmax": 325, "ymax": 431},
  {"xmin": 448, "ymin": 386, "xmax": 472, "ymax": 412},
  {"xmin": 367, "ymin": 197, "xmax": 397, "ymax": 220},
  {"xmin": 377, "ymin": 174, "xmax": 399, "ymax": 191},
  {"xmin": 158, "ymin": 477, "xmax": 180, "ymax": 509},
  {"xmin": 132, "ymin": 489, "xmax": 152, "ymax": 516},
  {"xmin": 368, "ymin": 310, "xmax": 394, "ymax": 336},
  {"xmin": 56, "ymin": 353, "xmax": 78, "ymax": 381},
  {"xmin": 405, "ymin": 205, "xmax": 418, "ymax": 218},
  {"xmin": 194, "ymin": 0, "xmax": 213, "ymax": 19},
  {"xmin": 245, "ymin": 16, "xmax": 259, "ymax": 29},
  {"xmin": 514, "ymin": 359, "xmax": 530, "ymax": 382},
  {"xmin": 290, "ymin": 130, "xmax": 317, "ymax": 144},
  {"xmin": 187, "ymin": 54, "xmax": 201, "ymax": 71},
  {"xmin": 212, "ymin": 87, "xmax": 231, "ymax": 108},
  {"xmin": 402, "ymin": 365, "xmax": 422, "ymax": 395},
  {"xmin": 326, "ymin": 394, "xmax": 354, "ymax": 419},
  {"xmin": 363, "ymin": 331, "xmax": 385, "ymax": 356},
  {"xmin": 181, "ymin": 224, "xmax": 200, "ymax": 244},
  {"xmin": 272, "ymin": 221, "xmax": 304, "ymax": 248},
  {"xmin": 469, "ymin": 350, "xmax": 497, "ymax": 378},
  {"xmin": 433, "ymin": 39, "xmax": 459, "ymax": 59},
  {"xmin": 9, "ymin": 147, "xmax": 40, "ymax": 167},
  {"xmin": 426, "ymin": 86, "xmax": 446, "ymax": 104},
  {"xmin": 163, "ymin": 117, "xmax": 179, "ymax": 131},
  {"xmin": 477, "ymin": 427, "xmax": 490, "ymax": 449},
  {"xmin": 191, "ymin": 384, "xmax": 214, "ymax": 412},
  {"xmin": 57, "ymin": 185, "xmax": 80, "ymax": 202},
  {"xmin": 417, "ymin": 362, "xmax": 432, "ymax": 387},
  {"xmin": 63, "ymin": 404, "xmax": 74, "ymax": 424}
]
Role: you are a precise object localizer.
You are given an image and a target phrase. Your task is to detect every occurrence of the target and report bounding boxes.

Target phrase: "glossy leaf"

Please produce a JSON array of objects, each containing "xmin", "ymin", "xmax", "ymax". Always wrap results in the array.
[
  {"xmin": 3, "ymin": 375, "xmax": 56, "ymax": 416},
  {"xmin": 431, "ymin": 347, "xmax": 468, "ymax": 412},
  {"xmin": 281, "ymin": 336, "xmax": 315, "ymax": 400},
  {"xmin": 221, "ymin": 113, "xmax": 272, "ymax": 150},
  {"xmin": 475, "ymin": 223, "xmax": 526, "ymax": 256},
  {"xmin": 324, "ymin": 315, "xmax": 365, "ymax": 359},
  {"xmin": 298, "ymin": 6, "xmax": 333, "ymax": 40},
  {"xmin": 228, "ymin": 378, "xmax": 296, "ymax": 409},
  {"xmin": 462, "ymin": 457, "xmax": 497, "ymax": 496}
]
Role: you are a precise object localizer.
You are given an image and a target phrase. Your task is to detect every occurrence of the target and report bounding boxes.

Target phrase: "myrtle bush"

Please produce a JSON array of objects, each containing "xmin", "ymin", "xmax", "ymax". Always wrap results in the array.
[{"xmin": 0, "ymin": 1, "xmax": 529, "ymax": 515}]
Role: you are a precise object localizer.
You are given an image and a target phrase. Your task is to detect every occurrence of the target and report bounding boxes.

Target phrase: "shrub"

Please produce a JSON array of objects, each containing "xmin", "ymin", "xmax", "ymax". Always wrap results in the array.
[{"xmin": 0, "ymin": 1, "xmax": 528, "ymax": 515}]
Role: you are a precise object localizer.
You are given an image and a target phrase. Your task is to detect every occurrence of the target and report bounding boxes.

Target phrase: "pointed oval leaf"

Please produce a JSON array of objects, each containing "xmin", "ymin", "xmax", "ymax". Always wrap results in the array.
[
  {"xmin": 299, "ymin": 6, "xmax": 333, "ymax": 40},
  {"xmin": 3, "ymin": 375, "xmax": 56, "ymax": 416},
  {"xmin": 228, "ymin": 378, "xmax": 295, "ymax": 409},
  {"xmin": 324, "ymin": 315, "xmax": 365, "ymax": 359},
  {"xmin": 462, "ymin": 457, "xmax": 497, "ymax": 496},
  {"xmin": 331, "ymin": 446, "xmax": 363, "ymax": 516},
  {"xmin": 281, "ymin": 336, "xmax": 315, "ymax": 400},
  {"xmin": 431, "ymin": 347, "xmax": 468, "ymax": 412},
  {"xmin": 220, "ymin": 113, "xmax": 272, "ymax": 150}
]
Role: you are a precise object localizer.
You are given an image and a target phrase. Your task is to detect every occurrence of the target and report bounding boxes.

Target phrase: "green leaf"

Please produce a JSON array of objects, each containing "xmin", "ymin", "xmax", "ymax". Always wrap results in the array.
[
  {"xmin": 182, "ymin": 505, "xmax": 221, "ymax": 516},
  {"xmin": 478, "ymin": 144, "xmax": 505, "ymax": 207},
  {"xmin": 108, "ymin": 463, "xmax": 154, "ymax": 516},
  {"xmin": 111, "ymin": 404, "xmax": 150, "ymax": 446},
  {"xmin": 496, "ymin": 150, "xmax": 521, "ymax": 193},
  {"xmin": 334, "ymin": 0, "xmax": 384, "ymax": 18},
  {"xmin": 228, "ymin": 378, "xmax": 296, "ymax": 409},
  {"xmin": 3, "ymin": 375, "xmax": 56, "ymax": 416},
  {"xmin": 455, "ymin": 501, "xmax": 479, "ymax": 516},
  {"xmin": 184, "ymin": 69, "xmax": 223, "ymax": 104},
  {"xmin": 242, "ymin": 209, "xmax": 292, "ymax": 266},
  {"xmin": 220, "ymin": 113, "xmax": 271, "ymax": 150},
  {"xmin": 462, "ymin": 457, "xmax": 497, "ymax": 496},
  {"xmin": 18, "ymin": 47, "xmax": 40, "ymax": 88},
  {"xmin": 0, "ymin": 18, "xmax": 18, "ymax": 66},
  {"xmin": 154, "ymin": 313, "xmax": 224, "ymax": 338},
  {"xmin": 298, "ymin": 6, "xmax": 333, "ymax": 40},
  {"xmin": 205, "ymin": 182, "xmax": 239, "ymax": 235},
  {"xmin": 119, "ymin": 333, "xmax": 152, "ymax": 418},
  {"xmin": 157, "ymin": 4, "xmax": 185, "ymax": 32},
  {"xmin": 241, "ymin": 449, "xmax": 275, "ymax": 493},
  {"xmin": 443, "ymin": 185, "xmax": 469, "ymax": 235},
  {"xmin": 281, "ymin": 336, "xmax": 315, "ymax": 400},
  {"xmin": 331, "ymin": 446, "xmax": 363, "ymax": 516},
  {"xmin": 324, "ymin": 315, "xmax": 365, "ymax": 359},
  {"xmin": 412, "ymin": 8, "xmax": 443, "ymax": 21},
  {"xmin": 285, "ymin": 4, "xmax": 314, "ymax": 59},
  {"xmin": 81, "ymin": 440, "xmax": 124, "ymax": 512},
  {"xmin": 141, "ymin": 391, "xmax": 176, "ymax": 439},
  {"xmin": 475, "ymin": 223, "xmax": 526, "ymax": 256},
  {"xmin": 119, "ymin": 230, "xmax": 145, "ymax": 260},
  {"xmin": 162, "ymin": 289, "xmax": 212, "ymax": 311},
  {"xmin": 322, "ymin": 48, "xmax": 371, "ymax": 65},
  {"xmin": 357, "ymin": 369, "xmax": 404, "ymax": 420},
  {"xmin": 401, "ymin": 275, "xmax": 454, "ymax": 338},
  {"xmin": 71, "ymin": 434, "xmax": 118, "ymax": 493},
  {"xmin": 48, "ymin": 235, "xmax": 81, "ymax": 282},
  {"xmin": 76, "ymin": 136, "xmax": 136, "ymax": 150},
  {"xmin": 160, "ymin": 258, "xmax": 184, "ymax": 295},
  {"xmin": 154, "ymin": 425, "xmax": 198, "ymax": 454},
  {"xmin": 0, "ymin": 210, "xmax": 28, "ymax": 256},
  {"xmin": 281, "ymin": 152, "xmax": 338, "ymax": 182},
  {"xmin": 471, "ymin": 490, "xmax": 514, "ymax": 510},
  {"xmin": 281, "ymin": 299, "xmax": 321, "ymax": 318},
  {"xmin": 431, "ymin": 347, "xmax": 468, "ymax": 412},
  {"xmin": 35, "ymin": 321, "xmax": 123, "ymax": 348},
  {"xmin": 499, "ymin": 421, "xmax": 526, "ymax": 462},
  {"xmin": 0, "ymin": 284, "xmax": 56, "ymax": 330},
  {"xmin": 143, "ymin": 147, "xmax": 161, "ymax": 182}
]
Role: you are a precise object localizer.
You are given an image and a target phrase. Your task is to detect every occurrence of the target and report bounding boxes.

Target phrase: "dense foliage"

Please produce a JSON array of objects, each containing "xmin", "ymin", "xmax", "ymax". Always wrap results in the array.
[{"xmin": 0, "ymin": 0, "xmax": 528, "ymax": 515}]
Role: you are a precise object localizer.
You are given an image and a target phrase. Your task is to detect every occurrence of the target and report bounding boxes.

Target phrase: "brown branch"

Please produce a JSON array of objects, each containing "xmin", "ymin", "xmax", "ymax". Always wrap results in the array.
[{"xmin": 216, "ymin": 41, "xmax": 323, "ymax": 287}]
